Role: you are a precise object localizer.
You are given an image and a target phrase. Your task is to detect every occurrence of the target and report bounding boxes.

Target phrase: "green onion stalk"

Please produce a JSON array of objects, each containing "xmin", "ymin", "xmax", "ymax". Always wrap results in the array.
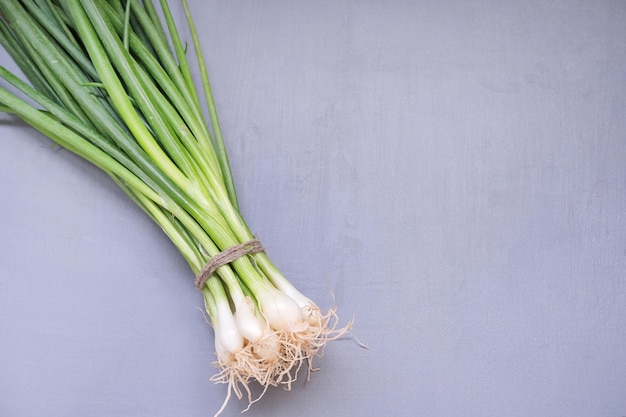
[{"xmin": 0, "ymin": 0, "xmax": 349, "ymax": 413}]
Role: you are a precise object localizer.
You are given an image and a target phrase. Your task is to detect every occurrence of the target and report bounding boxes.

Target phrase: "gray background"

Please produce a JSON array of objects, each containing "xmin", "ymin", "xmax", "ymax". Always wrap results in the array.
[{"xmin": 1, "ymin": 1, "xmax": 625, "ymax": 416}]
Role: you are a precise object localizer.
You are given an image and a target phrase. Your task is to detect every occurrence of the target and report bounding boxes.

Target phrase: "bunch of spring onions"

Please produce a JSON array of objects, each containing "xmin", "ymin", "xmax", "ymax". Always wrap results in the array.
[{"xmin": 0, "ymin": 0, "xmax": 349, "ymax": 413}]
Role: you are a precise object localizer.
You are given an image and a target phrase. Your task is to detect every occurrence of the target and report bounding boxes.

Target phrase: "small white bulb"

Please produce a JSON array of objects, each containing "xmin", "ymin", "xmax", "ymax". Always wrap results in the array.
[
  {"xmin": 235, "ymin": 296, "xmax": 266, "ymax": 342},
  {"xmin": 257, "ymin": 287, "xmax": 306, "ymax": 331},
  {"xmin": 251, "ymin": 332, "xmax": 280, "ymax": 362},
  {"xmin": 215, "ymin": 302, "xmax": 244, "ymax": 356}
]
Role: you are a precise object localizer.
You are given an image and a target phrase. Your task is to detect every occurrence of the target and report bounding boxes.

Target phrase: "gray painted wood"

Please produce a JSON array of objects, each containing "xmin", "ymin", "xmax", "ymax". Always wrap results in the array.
[{"xmin": 1, "ymin": 1, "xmax": 624, "ymax": 416}]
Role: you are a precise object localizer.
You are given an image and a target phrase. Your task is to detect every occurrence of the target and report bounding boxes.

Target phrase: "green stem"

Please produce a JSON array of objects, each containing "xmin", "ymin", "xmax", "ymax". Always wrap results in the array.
[
  {"xmin": 182, "ymin": 0, "xmax": 239, "ymax": 209},
  {"xmin": 66, "ymin": 0, "xmax": 192, "ymax": 193}
]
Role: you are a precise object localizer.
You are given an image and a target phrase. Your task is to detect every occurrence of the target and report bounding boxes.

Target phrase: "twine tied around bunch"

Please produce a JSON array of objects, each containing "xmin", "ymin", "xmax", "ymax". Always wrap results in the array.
[{"xmin": 195, "ymin": 237, "xmax": 265, "ymax": 289}]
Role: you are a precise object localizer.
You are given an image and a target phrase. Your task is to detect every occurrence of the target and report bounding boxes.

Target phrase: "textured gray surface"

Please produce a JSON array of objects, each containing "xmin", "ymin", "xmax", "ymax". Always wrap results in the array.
[{"xmin": 1, "ymin": 1, "xmax": 625, "ymax": 416}]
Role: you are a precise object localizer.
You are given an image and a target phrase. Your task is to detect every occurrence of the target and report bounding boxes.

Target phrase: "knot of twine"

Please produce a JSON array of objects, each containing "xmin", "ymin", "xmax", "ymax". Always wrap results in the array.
[{"xmin": 195, "ymin": 237, "xmax": 265, "ymax": 290}]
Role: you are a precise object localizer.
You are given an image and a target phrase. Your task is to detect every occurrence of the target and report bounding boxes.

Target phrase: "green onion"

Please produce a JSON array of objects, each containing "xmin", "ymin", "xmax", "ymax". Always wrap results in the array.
[{"xmin": 0, "ymin": 0, "xmax": 349, "ymax": 414}]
